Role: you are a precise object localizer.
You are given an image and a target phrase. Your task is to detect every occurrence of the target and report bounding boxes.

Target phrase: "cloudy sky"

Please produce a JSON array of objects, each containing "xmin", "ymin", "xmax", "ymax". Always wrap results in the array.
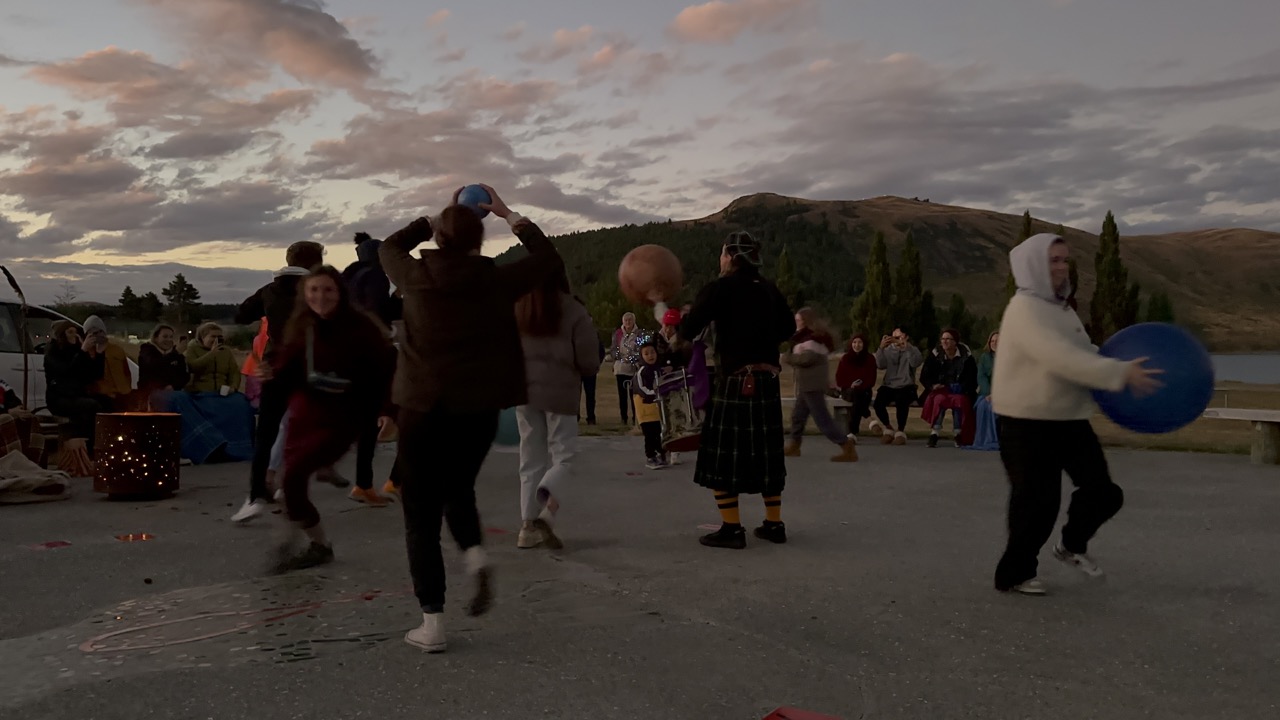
[{"xmin": 2, "ymin": 0, "xmax": 1279, "ymax": 305}]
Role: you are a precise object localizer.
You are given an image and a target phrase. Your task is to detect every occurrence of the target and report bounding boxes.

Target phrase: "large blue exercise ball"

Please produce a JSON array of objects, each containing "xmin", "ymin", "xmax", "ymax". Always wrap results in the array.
[
  {"xmin": 1092, "ymin": 322, "xmax": 1214, "ymax": 434},
  {"xmin": 457, "ymin": 184, "xmax": 491, "ymax": 219}
]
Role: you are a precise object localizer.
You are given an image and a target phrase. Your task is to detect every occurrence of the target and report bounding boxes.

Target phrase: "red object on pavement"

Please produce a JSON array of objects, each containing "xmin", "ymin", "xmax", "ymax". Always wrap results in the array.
[{"xmin": 763, "ymin": 708, "xmax": 843, "ymax": 720}]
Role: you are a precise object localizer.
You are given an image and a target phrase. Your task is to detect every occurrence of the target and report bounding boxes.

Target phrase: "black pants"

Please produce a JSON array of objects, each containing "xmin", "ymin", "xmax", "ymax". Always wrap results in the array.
[
  {"xmin": 641, "ymin": 421, "xmax": 663, "ymax": 459},
  {"xmin": 248, "ymin": 378, "xmax": 288, "ymax": 502},
  {"xmin": 398, "ymin": 406, "xmax": 497, "ymax": 613},
  {"xmin": 581, "ymin": 375, "xmax": 597, "ymax": 423},
  {"xmin": 354, "ymin": 417, "xmax": 379, "ymax": 490},
  {"xmin": 846, "ymin": 389, "xmax": 873, "ymax": 436},
  {"xmin": 48, "ymin": 394, "xmax": 113, "ymax": 453},
  {"xmin": 873, "ymin": 385, "xmax": 917, "ymax": 431},
  {"xmin": 615, "ymin": 374, "xmax": 632, "ymax": 425},
  {"xmin": 994, "ymin": 417, "xmax": 1124, "ymax": 590}
]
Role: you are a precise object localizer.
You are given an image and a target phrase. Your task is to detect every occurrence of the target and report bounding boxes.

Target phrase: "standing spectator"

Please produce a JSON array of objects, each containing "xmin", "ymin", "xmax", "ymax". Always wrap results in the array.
[
  {"xmin": 574, "ymin": 295, "xmax": 604, "ymax": 425},
  {"xmin": 610, "ymin": 313, "xmax": 640, "ymax": 425}
]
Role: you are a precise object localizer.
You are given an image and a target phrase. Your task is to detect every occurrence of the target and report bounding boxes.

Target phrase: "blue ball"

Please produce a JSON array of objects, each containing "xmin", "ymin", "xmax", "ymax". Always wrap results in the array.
[
  {"xmin": 457, "ymin": 184, "xmax": 491, "ymax": 219},
  {"xmin": 1091, "ymin": 322, "xmax": 1214, "ymax": 434}
]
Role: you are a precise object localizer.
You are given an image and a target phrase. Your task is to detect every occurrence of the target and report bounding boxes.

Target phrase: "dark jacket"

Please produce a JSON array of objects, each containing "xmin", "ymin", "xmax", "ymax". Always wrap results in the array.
[
  {"xmin": 272, "ymin": 308, "xmax": 395, "ymax": 422},
  {"xmin": 920, "ymin": 344, "xmax": 978, "ymax": 399},
  {"xmin": 680, "ymin": 269, "xmax": 793, "ymax": 374},
  {"xmin": 234, "ymin": 268, "xmax": 307, "ymax": 364},
  {"xmin": 379, "ymin": 215, "xmax": 563, "ymax": 413},
  {"xmin": 44, "ymin": 344, "xmax": 105, "ymax": 405},
  {"xmin": 342, "ymin": 239, "xmax": 401, "ymax": 326},
  {"xmin": 138, "ymin": 343, "xmax": 189, "ymax": 393}
]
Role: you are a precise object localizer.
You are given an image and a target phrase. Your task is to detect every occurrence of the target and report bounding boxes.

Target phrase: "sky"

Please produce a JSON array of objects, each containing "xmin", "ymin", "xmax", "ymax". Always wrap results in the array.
[{"xmin": 2, "ymin": 0, "xmax": 1279, "ymax": 305}]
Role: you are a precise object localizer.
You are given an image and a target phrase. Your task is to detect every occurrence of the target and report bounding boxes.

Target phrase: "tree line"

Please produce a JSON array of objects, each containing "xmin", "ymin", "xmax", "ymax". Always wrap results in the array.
[{"xmin": 846, "ymin": 209, "xmax": 1176, "ymax": 352}]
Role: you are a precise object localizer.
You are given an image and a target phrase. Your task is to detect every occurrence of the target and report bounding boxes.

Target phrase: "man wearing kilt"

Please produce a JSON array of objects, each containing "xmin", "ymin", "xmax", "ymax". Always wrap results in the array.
[{"xmin": 679, "ymin": 231, "xmax": 796, "ymax": 549}]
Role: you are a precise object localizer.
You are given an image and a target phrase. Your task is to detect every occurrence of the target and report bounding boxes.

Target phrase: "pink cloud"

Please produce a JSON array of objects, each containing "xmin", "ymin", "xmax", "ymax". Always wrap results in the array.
[
  {"xmin": 669, "ymin": 0, "xmax": 816, "ymax": 44},
  {"xmin": 426, "ymin": 9, "xmax": 450, "ymax": 28},
  {"xmin": 135, "ymin": 0, "xmax": 378, "ymax": 90},
  {"xmin": 517, "ymin": 26, "xmax": 595, "ymax": 63}
]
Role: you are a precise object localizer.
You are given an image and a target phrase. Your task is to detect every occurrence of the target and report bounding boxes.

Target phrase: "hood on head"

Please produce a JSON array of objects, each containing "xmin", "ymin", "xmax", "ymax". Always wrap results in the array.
[
  {"xmin": 355, "ymin": 238, "xmax": 383, "ymax": 266},
  {"xmin": 51, "ymin": 319, "xmax": 74, "ymax": 343},
  {"xmin": 274, "ymin": 266, "xmax": 309, "ymax": 278},
  {"xmin": 847, "ymin": 333, "xmax": 869, "ymax": 352},
  {"xmin": 1010, "ymin": 233, "xmax": 1068, "ymax": 304}
]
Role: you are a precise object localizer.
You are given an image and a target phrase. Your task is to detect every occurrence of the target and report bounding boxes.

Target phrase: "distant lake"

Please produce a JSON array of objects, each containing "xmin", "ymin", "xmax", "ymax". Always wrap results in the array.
[{"xmin": 1212, "ymin": 354, "xmax": 1280, "ymax": 385}]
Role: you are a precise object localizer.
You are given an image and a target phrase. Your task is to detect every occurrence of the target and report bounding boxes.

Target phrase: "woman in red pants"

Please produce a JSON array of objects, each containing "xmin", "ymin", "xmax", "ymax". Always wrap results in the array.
[{"xmin": 265, "ymin": 265, "xmax": 394, "ymax": 574}]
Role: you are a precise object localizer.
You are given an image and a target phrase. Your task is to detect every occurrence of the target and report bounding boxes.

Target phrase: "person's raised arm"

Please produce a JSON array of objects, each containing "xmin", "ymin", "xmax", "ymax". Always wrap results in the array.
[
  {"xmin": 487, "ymin": 185, "xmax": 563, "ymax": 300},
  {"xmin": 380, "ymin": 217, "xmax": 434, "ymax": 290}
]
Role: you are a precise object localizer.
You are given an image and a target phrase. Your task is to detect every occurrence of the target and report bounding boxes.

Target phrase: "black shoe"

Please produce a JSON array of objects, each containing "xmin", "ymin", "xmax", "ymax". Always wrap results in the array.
[
  {"xmin": 699, "ymin": 523, "xmax": 746, "ymax": 549},
  {"xmin": 753, "ymin": 521, "xmax": 787, "ymax": 544},
  {"xmin": 270, "ymin": 542, "xmax": 334, "ymax": 575},
  {"xmin": 926, "ymin": 434, "xmax": 939, "ymax": 448}
]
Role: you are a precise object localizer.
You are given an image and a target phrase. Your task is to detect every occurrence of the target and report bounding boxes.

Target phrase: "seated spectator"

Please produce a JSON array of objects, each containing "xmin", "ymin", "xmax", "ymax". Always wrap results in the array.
[
  {"xmin": 870, "ymin": 327, "xmax": 923, "ymax": 445},
  {"xmin": 920, "ymin": 328, "xmax": 978, "ymax": 448},
  {"xmin": 138, "ymin": 323, "xmax": 190, "ymax": 406},
  {"xmin": 835, "ymin": 334, "xmax": 877, "ymax": 437},
  {"xmin": 44, "ymin": 320, "xmax": 112, "ymax": 474},
  {"xmin": 83, "ymin": 315, "xmax": 135, "ymax": 411},
  {"xmin": 157, "ymin": 322, "xmax": 255, "ymax": 464},
  {"xmin": 970, "ymin": 331, "xmax": 1000, "ymax": 451}
]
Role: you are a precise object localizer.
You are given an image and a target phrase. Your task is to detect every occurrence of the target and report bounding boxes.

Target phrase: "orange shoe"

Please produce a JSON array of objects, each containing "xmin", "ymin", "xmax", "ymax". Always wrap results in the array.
[
  {"xmin": 382, "ymin": 479, "xmax": 399, "ymax": 497},
  {"xmin": 349, "ymin": 487, "xmax": 389, "ymax": 507}
]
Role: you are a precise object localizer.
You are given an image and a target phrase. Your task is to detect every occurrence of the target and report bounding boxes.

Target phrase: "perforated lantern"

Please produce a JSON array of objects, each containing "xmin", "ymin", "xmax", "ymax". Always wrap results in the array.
[{"xmin": 93, "ymin": 413, "xmax": 181, "ymax": 498}]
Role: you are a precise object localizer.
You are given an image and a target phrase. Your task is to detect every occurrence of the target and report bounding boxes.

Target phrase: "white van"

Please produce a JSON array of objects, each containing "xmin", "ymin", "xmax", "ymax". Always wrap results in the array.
[{"xmin": 0, "ymin": 301, "xmax": 139, "ymax": 412}]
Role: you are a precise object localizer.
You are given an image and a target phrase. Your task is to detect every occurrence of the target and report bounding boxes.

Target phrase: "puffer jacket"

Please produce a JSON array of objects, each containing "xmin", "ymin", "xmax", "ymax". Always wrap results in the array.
[
  {"xmin": 520, "ymin": 294, "xmax": 601, "ymax": 416},
  {"xmin": 920, "ymin": 343, "xmax": 978, "ymax": 399}
]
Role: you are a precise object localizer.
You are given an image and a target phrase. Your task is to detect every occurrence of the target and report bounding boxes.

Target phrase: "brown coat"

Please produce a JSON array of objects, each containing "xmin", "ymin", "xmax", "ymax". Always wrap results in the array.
[{"xmin": 379, "ymin": 215, "xmax": 563, "ymax": 413}]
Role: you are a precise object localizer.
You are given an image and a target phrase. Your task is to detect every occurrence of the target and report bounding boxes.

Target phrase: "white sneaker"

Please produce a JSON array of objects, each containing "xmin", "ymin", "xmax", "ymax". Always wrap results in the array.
[
  {"xmin": 1053, "ymin": 543, "xmax": 1104, "ymax": 578},
  {"xmin": 231, "ymin": 499, "xmax": 267, "ymax": 523},
  {"xmin": 517, "ymin": 525, "xmax": 541, "ymax": 549},
  {"xmin": 1011, "ymin": 579, "xmax": 1047, "ymax": 595},
  {"xmin": 273, "ymin": 488, "xmax": 284, "ymax": 502},
  {"xmin": 669, "ymin": 452, "xmax": 681, "ymax": 465},
  {"xmin": 404, "ymin": 613, "xmax": 446, "ymax": 653}
]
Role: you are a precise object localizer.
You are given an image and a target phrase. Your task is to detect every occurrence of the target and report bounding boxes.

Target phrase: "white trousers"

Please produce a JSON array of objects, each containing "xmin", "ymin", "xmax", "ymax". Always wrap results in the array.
[{"xmin": 515, "ymin": 406, "xmax": 578, "ymax": 522}]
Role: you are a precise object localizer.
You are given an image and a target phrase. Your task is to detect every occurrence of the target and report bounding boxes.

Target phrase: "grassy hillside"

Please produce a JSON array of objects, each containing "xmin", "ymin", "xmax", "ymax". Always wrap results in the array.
[{"xmin": 499, "ymin": 194, "xmax": 1280, "ymax": 351}]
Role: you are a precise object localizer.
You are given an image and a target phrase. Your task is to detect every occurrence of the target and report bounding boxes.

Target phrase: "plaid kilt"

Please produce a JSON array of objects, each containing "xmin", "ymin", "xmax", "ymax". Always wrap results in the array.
[{"xmin": 692, "ymin": 370, "xmax": 786, "ymax": 496}]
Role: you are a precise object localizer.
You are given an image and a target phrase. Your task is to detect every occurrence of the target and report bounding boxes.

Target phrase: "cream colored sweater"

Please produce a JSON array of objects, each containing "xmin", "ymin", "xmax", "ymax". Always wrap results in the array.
[{"xmin": 991, "ymin": 296, "xmax": 1130, "ymax": 421}]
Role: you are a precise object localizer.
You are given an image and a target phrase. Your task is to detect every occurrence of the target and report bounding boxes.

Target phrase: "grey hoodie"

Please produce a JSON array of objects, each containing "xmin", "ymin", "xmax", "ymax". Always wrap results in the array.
[{"xmin": 875, "ymin": 343, "xmax": 923, "ymax": 389}]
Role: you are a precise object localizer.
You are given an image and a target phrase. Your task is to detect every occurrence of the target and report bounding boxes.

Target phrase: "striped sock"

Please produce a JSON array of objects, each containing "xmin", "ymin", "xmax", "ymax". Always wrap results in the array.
[
  {"xmin": 714, "ymin": 492, "xmax": 741, "ymax": 526},
  {"xmin": 763, "ymin": 495, "xmax": 782, "ymax": 523}
]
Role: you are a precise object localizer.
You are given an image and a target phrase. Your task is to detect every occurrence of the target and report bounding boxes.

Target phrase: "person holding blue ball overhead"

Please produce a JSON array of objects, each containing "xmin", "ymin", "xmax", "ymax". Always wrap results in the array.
[
  {"xmin": 991, "ymin": 233, "xmax": 1163, "ymax": 595},
  {"xmin": 380, "ymin": 184, "xmax": 563, "ymax": 652}
]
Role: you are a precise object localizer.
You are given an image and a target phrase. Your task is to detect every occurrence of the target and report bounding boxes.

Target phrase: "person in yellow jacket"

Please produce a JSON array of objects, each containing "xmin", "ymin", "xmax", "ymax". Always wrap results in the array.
[{"xmin": 84, "ymin": 315, "xmax": 134, "ymax": 410}]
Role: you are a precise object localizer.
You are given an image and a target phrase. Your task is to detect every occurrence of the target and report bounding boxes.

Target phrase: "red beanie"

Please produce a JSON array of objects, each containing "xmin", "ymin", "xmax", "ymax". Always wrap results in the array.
[{"xmin": 662, "ymin": 308, "xmax": 682, "ymax": 327}]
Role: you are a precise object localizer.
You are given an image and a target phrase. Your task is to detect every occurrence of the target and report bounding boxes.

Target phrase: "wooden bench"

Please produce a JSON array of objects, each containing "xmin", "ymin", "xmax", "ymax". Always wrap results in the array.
[
  {"xmin": 782, "ymin": 395, "xmax": 854, "ymax": 425},
  {"xmin": 1201, "ymin": 408, "xmax": 1280, "ymax": 465}
]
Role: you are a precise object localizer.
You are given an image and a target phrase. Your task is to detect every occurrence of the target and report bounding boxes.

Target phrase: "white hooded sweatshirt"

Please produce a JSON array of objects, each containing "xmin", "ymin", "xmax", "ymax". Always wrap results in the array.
[{"xmin": 991, "ymin": 233, "xmax": 1130, "ymax": 421}]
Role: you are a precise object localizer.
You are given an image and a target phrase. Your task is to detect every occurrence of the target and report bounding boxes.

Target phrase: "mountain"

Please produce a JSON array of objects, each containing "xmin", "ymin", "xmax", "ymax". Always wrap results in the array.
[{"xmin": 498, "ymin": 194, "xmax": 1280, "ymax": 351}]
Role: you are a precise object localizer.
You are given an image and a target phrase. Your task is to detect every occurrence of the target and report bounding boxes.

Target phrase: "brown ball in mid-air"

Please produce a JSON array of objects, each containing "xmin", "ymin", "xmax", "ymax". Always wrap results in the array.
[{"xmin": 618, "ymin": 244, "xmax": 683, "ymax": 305}]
